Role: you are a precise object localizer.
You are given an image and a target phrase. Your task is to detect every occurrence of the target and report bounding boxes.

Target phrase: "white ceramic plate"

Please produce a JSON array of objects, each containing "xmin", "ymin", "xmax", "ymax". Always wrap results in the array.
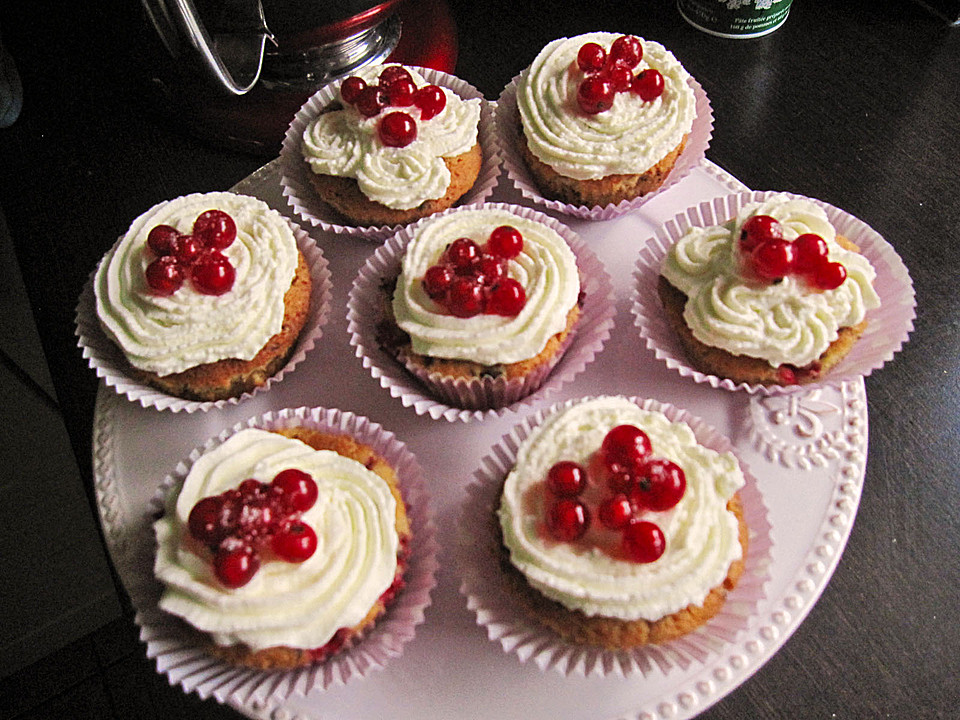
[{"xmin": 92, "ymin": 158, "xmax": 870, "ymax": 720}]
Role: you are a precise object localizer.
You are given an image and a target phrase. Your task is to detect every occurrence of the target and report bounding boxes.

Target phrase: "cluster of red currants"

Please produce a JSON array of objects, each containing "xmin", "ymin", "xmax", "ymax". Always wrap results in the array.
[
  {"xmin": 542, "ymin": 424, "xmax": 687, "ymax": 564},
  {"xmin": 574, "ymin": 35, "xmax": 665, "ymax": 115},
  {"xmin": 421, "ymin": 226, "xmax": 527, "ymax": 318},
  {"xmin": 144, "ymin": 210, "xmax": 237, "ymax": 296},
  {"xmin": 739, "ymin": 214, "xmax": 848, "ymax": 290},
  {"xmin": 186, "ymin": 469, "xmax": 320, "ymax": 588},
  {"xmin": 340, "ymin": 66, "xmax": 447, "ymax": 148}
]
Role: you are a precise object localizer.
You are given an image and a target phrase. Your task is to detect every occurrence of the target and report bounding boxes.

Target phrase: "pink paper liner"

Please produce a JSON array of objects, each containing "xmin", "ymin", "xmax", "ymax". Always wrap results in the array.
[
  {"xmin": 631, "ymin": 190, "xmax": 916, "ymax": 395},
  {"xmin": 457, "ymin": 395, "xmax": 773, "ymax": 678},
  {"xmin": 280, "ymin": 67, "xmax": 502, "ymax": 241},
  {"xmin": 75, "ymin": 212, "xmax": 333, "ymax": 413},
  {"xmin": 495, "ymin": 66, "xmax": 713, "ymax": 220},
  {"xmin": 346, "ymin": 203, "xmax": 617, "ymax": 422},
  {"xmin": 131, "ymin": 406, "xmax": 439, "ymax": 704}
]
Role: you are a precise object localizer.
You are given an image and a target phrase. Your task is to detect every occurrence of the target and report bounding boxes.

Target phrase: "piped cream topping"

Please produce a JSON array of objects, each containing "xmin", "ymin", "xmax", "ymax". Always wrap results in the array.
[
  {"xmin": 392, "ymin": 208, "xmax": 580, "ymax": 365},
  {"xmin": 499, "ymin": 396, "xmax": 744, "ymax": 621},
  {"xmin": 154, "ymin": 428, "xmax": 399, "ymax": 652},
  {"xmin": 94, "ymin": 192, "xmax": 299, "ymax": 376},
  {"xmin": 517, "ymin": 32, "xmax": 696, "ymax": 181},
  {"xmin": 661, "ymin": 195, "xmax": 882, "ymax": 368},
  {"xmin": 302, "ymin": 64, "xmax": 481, "ymax": 210}
]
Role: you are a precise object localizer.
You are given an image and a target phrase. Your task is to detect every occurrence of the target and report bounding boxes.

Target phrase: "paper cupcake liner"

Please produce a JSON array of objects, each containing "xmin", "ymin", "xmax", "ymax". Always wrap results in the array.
[
  {"xmin": 75, "ymin": 216, "xmax": 333, "ymax": 412},
  {"xmin": 458, "ymin": 395, "xmax": 773, "ymax": 678},
  {"xmin": 280, "ymin": 67, "xmax": 502, "ymax": 241},
  {"xmin": 631, "ymin": 191, "xmax": 916, "ymax": 395},
  {"xmin": 131, "ymin": 406, "xmax": 439, "ymax": 704},
  {"xmin": 346, "ymin": 203, "xmax": 616, "ymax": 422},
  {"xmin": 495, "ymin": 67, "xmax": 713, "ymax": 220}
]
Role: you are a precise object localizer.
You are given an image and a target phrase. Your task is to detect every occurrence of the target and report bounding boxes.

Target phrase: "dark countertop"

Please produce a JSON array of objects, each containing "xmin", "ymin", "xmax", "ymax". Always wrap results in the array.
[{"xmin": 1, "ymin": 1, "xmax": 958, "ymax": 718}]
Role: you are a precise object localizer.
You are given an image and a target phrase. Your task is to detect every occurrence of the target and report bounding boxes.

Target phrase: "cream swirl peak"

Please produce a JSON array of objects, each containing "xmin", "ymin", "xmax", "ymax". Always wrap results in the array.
[
  {"xmin": 517, "ymin": 32, "xmax": 696, "ymax": 181},
  {"xmin": 499, "ymin": 396, "xmax": 744, "ymax": 621},
  {"xmin": 154, "ymin": 428, "xmax": 400, "ymax": 652},
  {"xmin": 94, "ymin": 192, "xmax": 299, "ymax": 376},
  {"xmin": 661, "ymin": 195, "xmax": 882, "ymax": 368},
  {"xmin": 302, "ymin": 64, "xmax": 481, "ymax": 210},
  {"xmin": 392, "ymin": 208, "xmax": 580, "ymax": 365}
]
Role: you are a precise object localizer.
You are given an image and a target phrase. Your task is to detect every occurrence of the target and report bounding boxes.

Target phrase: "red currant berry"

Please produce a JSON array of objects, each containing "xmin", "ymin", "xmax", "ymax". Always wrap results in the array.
[
  {"xmin": 793, "ymin": 233, "xmax": 829, "ymax": 274},
  {"xmin": 487, "ymin": 278, "xmax": 526, "ymax": 316},
  {"xmin": 812, "ymin": 260, "xmax": 847, "ymax": 290},
  {"xmin": 145, "ymin": 256, "xmax": 184, "ymax": 295},
  {"xmin": 173, "ymin": 235, "xmax": 203, "ymax": 265},
  {"xmin": 355, "ymin": 85, "xmax": 387, "ymax": 117},
  {"xmin": 413, "ymin": 85, "xmax": 446, "ymax": 120},
  {"xmin": 610, "ymin": 35, "xmax": 643, "ymax": 69},
  {"xmin": 631, "ymin": 68, "xmax": 664, "ymax": 101},
  {"xmin": 236, "ymin": 501, "xmax": 274, "ymax": 541},
  {"xmin": 271, "ymin": 520, "xmax": 318, "ymax": 563},
  {"xmin": 476, "ymin": 253, "xmax": 506, "ymax": 287},
  {"xmin": 604, "ymin": 64, "xmax": 634, "ymax": 92},
  {"xmin": 444, "ymin": 237, "xmax": 481, "ymax": 269},
  {"xmin": 576, "ymin": 42, "xmax": 607, "ymax": 73},
  {"xmin": 632, "ymin": 458, "xmax": 686, "ymax": 511},
  {"xmin": 238, "ymin": 479, "xmax": 265, "ymax": 499},
  {"xmin": 622, "ymin": 520, "xmax": 666, "ymax": 563},
  {"xmin": 190, "ymin": 251, "xmax": 235, "ymax": 295},
  {"xmin": 598, "ymin": 493, "xmax": 633, "ymax": 530},
  {"xmin": 193, "ymin": 210, "xmax": 236, "ymax": 250},
  {"xmin": 740, "ymin": 215, "xmax": 783, "ymax": 252},
  {"xmin": 378, "ymin": 65, "xmax": 414, "ymax": 89},
  {"xmin": 378, "ymin": 111, "xmax": 418, "ymax": 148},
  {"xmin": 271, "ymin": 468, "xmax": 319, "ymax": 512},
  {"xmin": 545, "ymin": 461, "xmax": 587, "ymax": 497},
  {"xmin": 188, "ymin": 495, "xmax": 225, "ymax": 544},
  {"xmin": 422, "ymin": 264, "xmax": 454, "ymax": 300},
  {"xmin": 384, "ymin": 76, "xmax": 416, "ymax": 106},
  {"xmin": 340, "ymin": 75, "xmax": 367, "ymax": 105},
  {"xmin": 607, "ymin": 468, "xmax": 635, "ymax": 494},
  {"xmin": 601, "ymin": 425, "xmax": 653, "ymax": 471},
  {"xmin": 751, "ymin": 238, "xmax": 796, "ymax": 281},
  {"xmin": 147, "ymin": 224, "xmax": 181, "ymax": 256},
  {"xmin": 545, "ymin": 498, "xmax": 590, "ymax": 542},
  {"xmin": 487, "ymin": 225, "xmax": 524, "ymax": 259},
  {"xmin": 446, "ymin": 276, "xmax": 485, "ymax": 317},
  {"xmin": 577, "ymin": 75, "xmax": 615, "ymax": 114},
  {"xmin": 777, "ymin": 365, "xmax": 798, "ymax": 385},
  {"xmin": 214, "ymin": 544, "xmax": 260, "ymax": 588}
]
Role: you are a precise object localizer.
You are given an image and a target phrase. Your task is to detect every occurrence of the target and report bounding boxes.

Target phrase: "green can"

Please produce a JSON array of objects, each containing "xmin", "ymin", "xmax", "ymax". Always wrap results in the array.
[{"xmin": 677, "ymin": 0, "xmax": 794, "ymax": 38}]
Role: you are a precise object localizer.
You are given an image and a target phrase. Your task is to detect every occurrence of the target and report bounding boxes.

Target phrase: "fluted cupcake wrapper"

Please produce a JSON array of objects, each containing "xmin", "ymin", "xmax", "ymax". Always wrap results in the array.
[
  {"xmin": 495, "ymin": 68, "xmax": 713, "ymax": 220},
  {"xmin": 280, "ymin": 67, "xmax": 502, "ymax": 241},
  {"xmin": 75, "ymin": 214, "xmax": 332, "ymax": 412},
  {"xmin": 132, "ymin": 406, "xmax": 439, "ymax": 705},
  {"xmin": 631, "ymin": 190, "xmax": 916, "ymax": 395},
  {"xmin": 458, "ymin": 395, "xmax": 773, "ymax": 678},
  {"xmin": 346, "ymin": 203, "xmax": 616, "ymax": 422}
]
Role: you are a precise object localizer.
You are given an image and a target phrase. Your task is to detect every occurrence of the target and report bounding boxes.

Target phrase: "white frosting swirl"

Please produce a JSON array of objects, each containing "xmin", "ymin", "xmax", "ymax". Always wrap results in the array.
[
  {"xmin": 392, "ymin": 208, "xmax": 580, "ymax": 365},
  {"xmin": 517, "ymin": 32, "xmax": 696, "ymax": 181},
  {"xmin": 154, "ymin": 428, "xmax": 400, "ymax": 652},
  {"xmin": 94, "ymin": 192, "xmax": 299, "ymax": 376},
  {"xmin": 661, "ymin": 195, "xmax": 882, "ymax": 368},
  {"xmin": 499, "ymin": 396, "xmax": 744, "ymax": 621},
  {"xmin": 302, "ymin": 64, "xmax": 481, "ymax": 210}
]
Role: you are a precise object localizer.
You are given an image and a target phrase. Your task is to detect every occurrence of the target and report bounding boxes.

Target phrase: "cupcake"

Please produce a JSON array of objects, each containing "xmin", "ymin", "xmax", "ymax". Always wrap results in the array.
[
  {"xmin": 298, "ymin": 63, "xmax": 484, "ymax": 227},
  {"xmin": 658, "ymin": 193, "xmax": 882, "ymax": 386},
  {"xmin": 512, "ymin": 32, "xmax": 699, "ymax": 208},
  {"xmin": 91, "ymin": 192, "xmax": 318, "ymax": 403},
  {"xmin": 373, "ymin": 205, "xmax": 583, "ymax": 410},
  {"xmin": 153, "ymin": 425, "xmax": 413, "ymax": 670},
  {"xmin": 496, "ymin": 396, "xmax": 748, "ymax": 648}
]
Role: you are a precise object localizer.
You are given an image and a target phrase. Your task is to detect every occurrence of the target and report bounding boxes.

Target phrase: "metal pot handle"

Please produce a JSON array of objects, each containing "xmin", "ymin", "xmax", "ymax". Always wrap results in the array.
[{"xmin": 143, "ymin": 0, "xmax": 274, "ymax": 95}]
